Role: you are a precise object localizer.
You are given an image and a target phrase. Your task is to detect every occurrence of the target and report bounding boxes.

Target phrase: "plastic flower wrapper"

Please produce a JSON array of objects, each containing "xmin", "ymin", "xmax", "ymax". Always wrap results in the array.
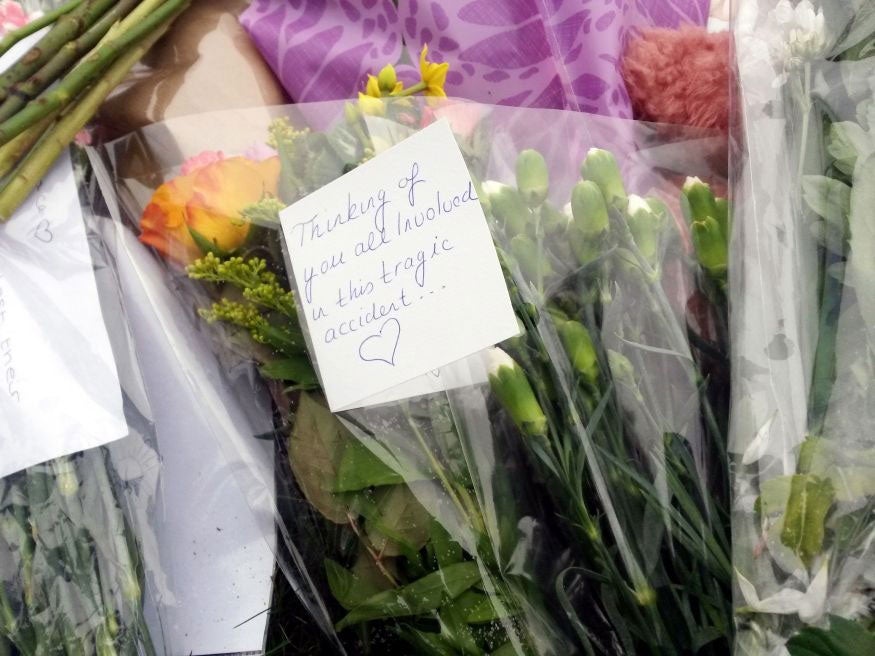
[
  {"xmin": 91, "ymin": 96, "xmax": 730, "ymax": 654},
  {"xmin": 0, "ymin": 153, "xmax": 171, "ymax": 654},
  {"xmin": 731, "ymin": 1, "xmax": 875, "ymax": 653}
]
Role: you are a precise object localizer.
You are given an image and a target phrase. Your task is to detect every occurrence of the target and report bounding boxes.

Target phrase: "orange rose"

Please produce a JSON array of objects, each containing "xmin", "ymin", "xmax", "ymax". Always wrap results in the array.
[{"xmin": 139, "ymin": 156, "xmax": 281, "ymax": 265}]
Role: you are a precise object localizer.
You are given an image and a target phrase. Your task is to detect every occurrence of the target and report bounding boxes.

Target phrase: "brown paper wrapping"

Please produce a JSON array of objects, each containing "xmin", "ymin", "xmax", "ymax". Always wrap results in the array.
[{"xmin": 98, "ymin": 0, "xmax": 287, "ymax": 141}]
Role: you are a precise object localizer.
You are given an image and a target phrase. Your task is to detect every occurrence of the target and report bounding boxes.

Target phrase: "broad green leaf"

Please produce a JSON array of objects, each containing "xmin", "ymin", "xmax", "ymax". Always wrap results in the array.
[
  {"xmin": 758, "ymin": 476, "xmax": 794, "ymax": 515},
  {"xmin": 780, "ymin": 474, "xmax": 835, "ymax": 566},
  {"xmin": 801, "ymin": 176, "xmax": 851, "ymax": 227},
  {"xmin": 259, "ymin": 356, "xmax": 317, "ymax": 387},
  {"xmin": 395, "ymin": 626, "xmax": 457, "ymax": 656},
  {"xmin": 334, "ymin": 439, "xmax": 406, "ymax": 492},
  {"xmin": 786, "ymin": 615, "xmax": 875, "ymax": 656},
  {"xmin": 288, "ymin": 393, "xmax": 357, "ymax": 523},
  {"xmin": 363, "ymin": 484, "xmax": 431, "ymax": 557},
  {"xmin": 430, "ymin": 520, "xmax": 463, "ymax": 568},
  {"xmin": 324, "ymin": 557, "xmax": 388, "ymax": 610},
  {"xmin": 827, "ymin": 122, "xmax": 874, "ymax": 176},
  {"xmin": 335, "ymin": 561, "xmax": 481, "ymax": 630},
  {"xmin": 438, "ymin": 601, "xmax": 481, "ymax": 655},
  {"xmin": 444, "ymin": 590, "xmax": 510, "ymax": 624}
]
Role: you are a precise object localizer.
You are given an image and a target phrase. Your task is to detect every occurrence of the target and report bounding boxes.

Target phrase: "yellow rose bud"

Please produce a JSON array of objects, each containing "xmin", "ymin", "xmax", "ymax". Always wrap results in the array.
[
  {"xmin": 139, "ymin": 156, "xmax": 280, "ymax": 266},
  {"xmin": 516, "ymin": 149, "xmax": 549, "ymax": 208},
  {"xmin": 581, "ymin": 148, "xmax": 626, "ymax": 208}
]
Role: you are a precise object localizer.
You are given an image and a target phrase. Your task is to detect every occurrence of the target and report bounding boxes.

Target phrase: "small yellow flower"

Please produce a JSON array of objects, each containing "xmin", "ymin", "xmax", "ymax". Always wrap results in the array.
[
  {"xmin": 419, "ymin": 45, "xmax": 449, "ymax": 97},
  {"xmin": 377, "ymin": 63, "xmax": 403, "ymax": 94},
  {"xmin": 363, "ymin": 64, "xmax": 403, "ymax": 99},
  {"xmin": 364, "ymin": 74, "xmax": 381, "ymax": 98},
  {"xmin": 357, "ymin": 92, "xmax": 385, "ymax": 116}
]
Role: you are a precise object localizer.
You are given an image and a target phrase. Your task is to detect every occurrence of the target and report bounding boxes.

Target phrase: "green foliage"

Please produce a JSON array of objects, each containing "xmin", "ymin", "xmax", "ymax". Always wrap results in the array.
[{"xmin": 786, "ymin": 616, "xmax": 875, "ymax": 656}]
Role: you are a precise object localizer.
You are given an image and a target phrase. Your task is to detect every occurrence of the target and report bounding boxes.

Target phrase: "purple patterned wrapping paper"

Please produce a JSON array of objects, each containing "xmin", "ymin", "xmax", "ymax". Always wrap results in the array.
[{"xmin": 240, "ymin": 0, "xmax": 710, "ymax": 118}]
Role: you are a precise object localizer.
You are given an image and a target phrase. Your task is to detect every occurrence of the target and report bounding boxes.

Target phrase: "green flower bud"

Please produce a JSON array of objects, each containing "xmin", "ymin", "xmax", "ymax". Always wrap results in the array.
[
  {"xmin": 682, "ymin": 177, "xmax": 719, "ymax": 225},
  {"xmin": 607, "ymin": 350, "xmax": 637, "ymax": 389},
  {"xmin": 691, "ymin": 215, "xmax": 728, "ymax": 278},
  {"xmin": 516, "ymin": 149, "xmax": 549, "ymax": 207},
  {"xmin": 558, "ymin": 320, "xmax": 599, "ymax": 384},
  {"xmin": 626, "ymin": 194, "xmax": 662, "ymax": 264},
  {"xmin": 571, "ymin": 180, "xmax": 609, "ymax": 238},
  {"xmin": 377, "ymin": 64, "xmax": 398, "ymax": 92},
  {"xmin": 486, "ymin": 348, "xmax": 547, "ymax": 437},
  {"xmin": 540, "ymin": 202, "xmax": 568, "ymax": 235},
  {"xmin": 485, "ymin": 181, "xmax": 529, "ymax": 235},
  {"xmin": 581, "ymin": 148, "xmax": 626, "ymax": 208},
  {"xmin": 511, "ymin": 233, "xmax": 551, "ymax": 283}
]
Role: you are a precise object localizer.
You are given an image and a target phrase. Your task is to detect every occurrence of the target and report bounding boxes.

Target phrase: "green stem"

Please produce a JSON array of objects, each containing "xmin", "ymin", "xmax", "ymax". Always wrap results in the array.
[
  {"xmin": 0, "ymin": 0, "xmax": 140, "ymax": 123},
  {"xmin": 396, "ymin": 81, "xmax": 426, "ymax": 97},
  {"xmin": 403, "ymin": 407, "xmax": 484, "ymax": 539},
  {"xmin": 0, "ymin": 0, "xmax": 84, "ymax": 58},
  {"xmin": 0, "ymin": 0, "xmax": 188, "ymax": 149},
  {"xmin": 0, "ymin": 0, "xmax": 189, "ymax": 221},
  {"xmin": 0, "ymin": 0, "xmax": 116, "ymax": 102}
]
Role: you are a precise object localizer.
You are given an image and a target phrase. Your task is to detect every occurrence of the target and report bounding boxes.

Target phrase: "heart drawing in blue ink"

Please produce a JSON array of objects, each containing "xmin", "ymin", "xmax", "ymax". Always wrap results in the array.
[{"xmin": 358, "ymin": 318, "xmax": 401, "ymax": 366}]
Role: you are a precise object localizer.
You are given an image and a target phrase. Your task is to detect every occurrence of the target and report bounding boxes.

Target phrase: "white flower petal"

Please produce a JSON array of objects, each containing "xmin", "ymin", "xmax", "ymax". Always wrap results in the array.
[{"xmin": 742, "ymin": 413, "xmax": 777, "ymax": 465}]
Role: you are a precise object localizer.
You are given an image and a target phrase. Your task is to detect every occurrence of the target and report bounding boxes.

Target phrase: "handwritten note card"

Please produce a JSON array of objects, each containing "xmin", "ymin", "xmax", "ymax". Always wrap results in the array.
[
  {"xmin": 280, "ymin": 119, "xmax": 518, "ymax": 410},
  {"xmin": 0, "ymin": 151, "xmax": 127, "ymax": 478}
]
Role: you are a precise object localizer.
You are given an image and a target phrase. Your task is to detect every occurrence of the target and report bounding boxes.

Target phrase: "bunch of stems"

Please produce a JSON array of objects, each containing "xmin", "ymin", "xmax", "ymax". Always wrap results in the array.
[
  {"xmin": 0, "ymin": 0, "xmax": 191, "ymax": 222},
  {"xmin": 0, "ymin": 450, "xmax": 154, "ymax": 655},
  {"xmin": 487, "ymin": 149, "xmax": 732, "ymax": 654}
]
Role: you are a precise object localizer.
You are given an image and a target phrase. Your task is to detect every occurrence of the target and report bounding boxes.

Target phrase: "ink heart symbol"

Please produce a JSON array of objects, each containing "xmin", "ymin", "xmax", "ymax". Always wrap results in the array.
[
  {"xmin": 31, "ymin": 219, "xmax": 53, "ymax": 244},
  {"xmin": 359, "ymin": 318, "xmax": 401, "ymax": 366}
]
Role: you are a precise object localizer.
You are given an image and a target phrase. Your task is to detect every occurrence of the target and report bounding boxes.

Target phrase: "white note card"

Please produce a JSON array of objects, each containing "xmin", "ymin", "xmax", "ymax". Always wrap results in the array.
[
  {"xmin": 280, "ymin": 119, "xmax": 518, "ymax": 411},
  {"xmin": 0, "ymin": 151, "xmax": 127, "ymax": 478}
]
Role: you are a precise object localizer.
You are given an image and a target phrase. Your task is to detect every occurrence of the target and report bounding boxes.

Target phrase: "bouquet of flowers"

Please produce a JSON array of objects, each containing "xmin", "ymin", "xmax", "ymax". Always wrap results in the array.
[
  {"xmin": 731, "ymin": 1, "xmax": 875, "ymax": 653},
  {"xmin": 92, "ymin": 72, "xmax": 732, "ymax": 653},
  {"xmin": 0, "ymin": 166, "xmax": 166, "ymax": 654}
]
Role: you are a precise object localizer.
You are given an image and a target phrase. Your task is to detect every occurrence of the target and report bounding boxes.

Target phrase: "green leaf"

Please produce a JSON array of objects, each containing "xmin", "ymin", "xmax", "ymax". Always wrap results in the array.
[
  {"xmin": 288, "ymin": 393, "xmax": 357, "ymax": 523},
  {"xmin": 334, "ymin": 439, "xmax": 406, "ymax": 492},
  {"xmin": 430, "ymin": 520, "xmax": 463, "ymax": 568},
  {"xmin": 444, "ymin": 590, "xmax": 510, "ymax": 624},
  {"xmin": 438, "ymin": 601, "xmax": 481, "ymax": 655},
  {"xmin": 335, "ymin": 561, "xmax": 481, "ymax": 630},
  {"xmin": 259, "ymin": 356, "xmax": 317, "ymax": 387},
  {"xmin": 786, "ymin": 616, "xmax": 875, "ymax": 656},
  {"xmin": 802, "ymin": 175, "xmax": 851, "ymax": 227},
  {"xmin": 395, "ymin": 626, "xmax": 457, "ymax": 656},
  {"xmin": 848, "ymin": 155, "xmax": 875, "ymax": 349},
  {"xmin": 324, "ymin": 557, "xmax": 389, "ymax": 610},
  {"xmin": 827, "ymin": 122, "xmax": 874, "ymax": 176},
  {"xmin": 363, "ymin": 484, "xmax": 431, "ymax": 557},
  {"xmin": 780, "ymin": 474, "xmax": 835, "ymax": 567},
  {"xmin": 188, "ymin": 225, "xmax": 232, "ymax": 258},
  {"xmin": 758, "ymin": 476, "xmax": 794, "ymax": 515}
]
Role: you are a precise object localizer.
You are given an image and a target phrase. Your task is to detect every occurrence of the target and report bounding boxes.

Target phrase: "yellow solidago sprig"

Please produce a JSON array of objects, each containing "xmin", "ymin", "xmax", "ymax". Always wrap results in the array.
[{"xmin": 187, "ymin": 253, "xmax": 297, "ymax": 320}]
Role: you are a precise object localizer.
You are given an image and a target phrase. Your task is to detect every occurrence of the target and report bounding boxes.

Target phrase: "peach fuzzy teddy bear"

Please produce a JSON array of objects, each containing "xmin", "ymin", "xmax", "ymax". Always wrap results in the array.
[{"xmin": 622, "ymin": 25, "xmax": 731, "ymax": 132}]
